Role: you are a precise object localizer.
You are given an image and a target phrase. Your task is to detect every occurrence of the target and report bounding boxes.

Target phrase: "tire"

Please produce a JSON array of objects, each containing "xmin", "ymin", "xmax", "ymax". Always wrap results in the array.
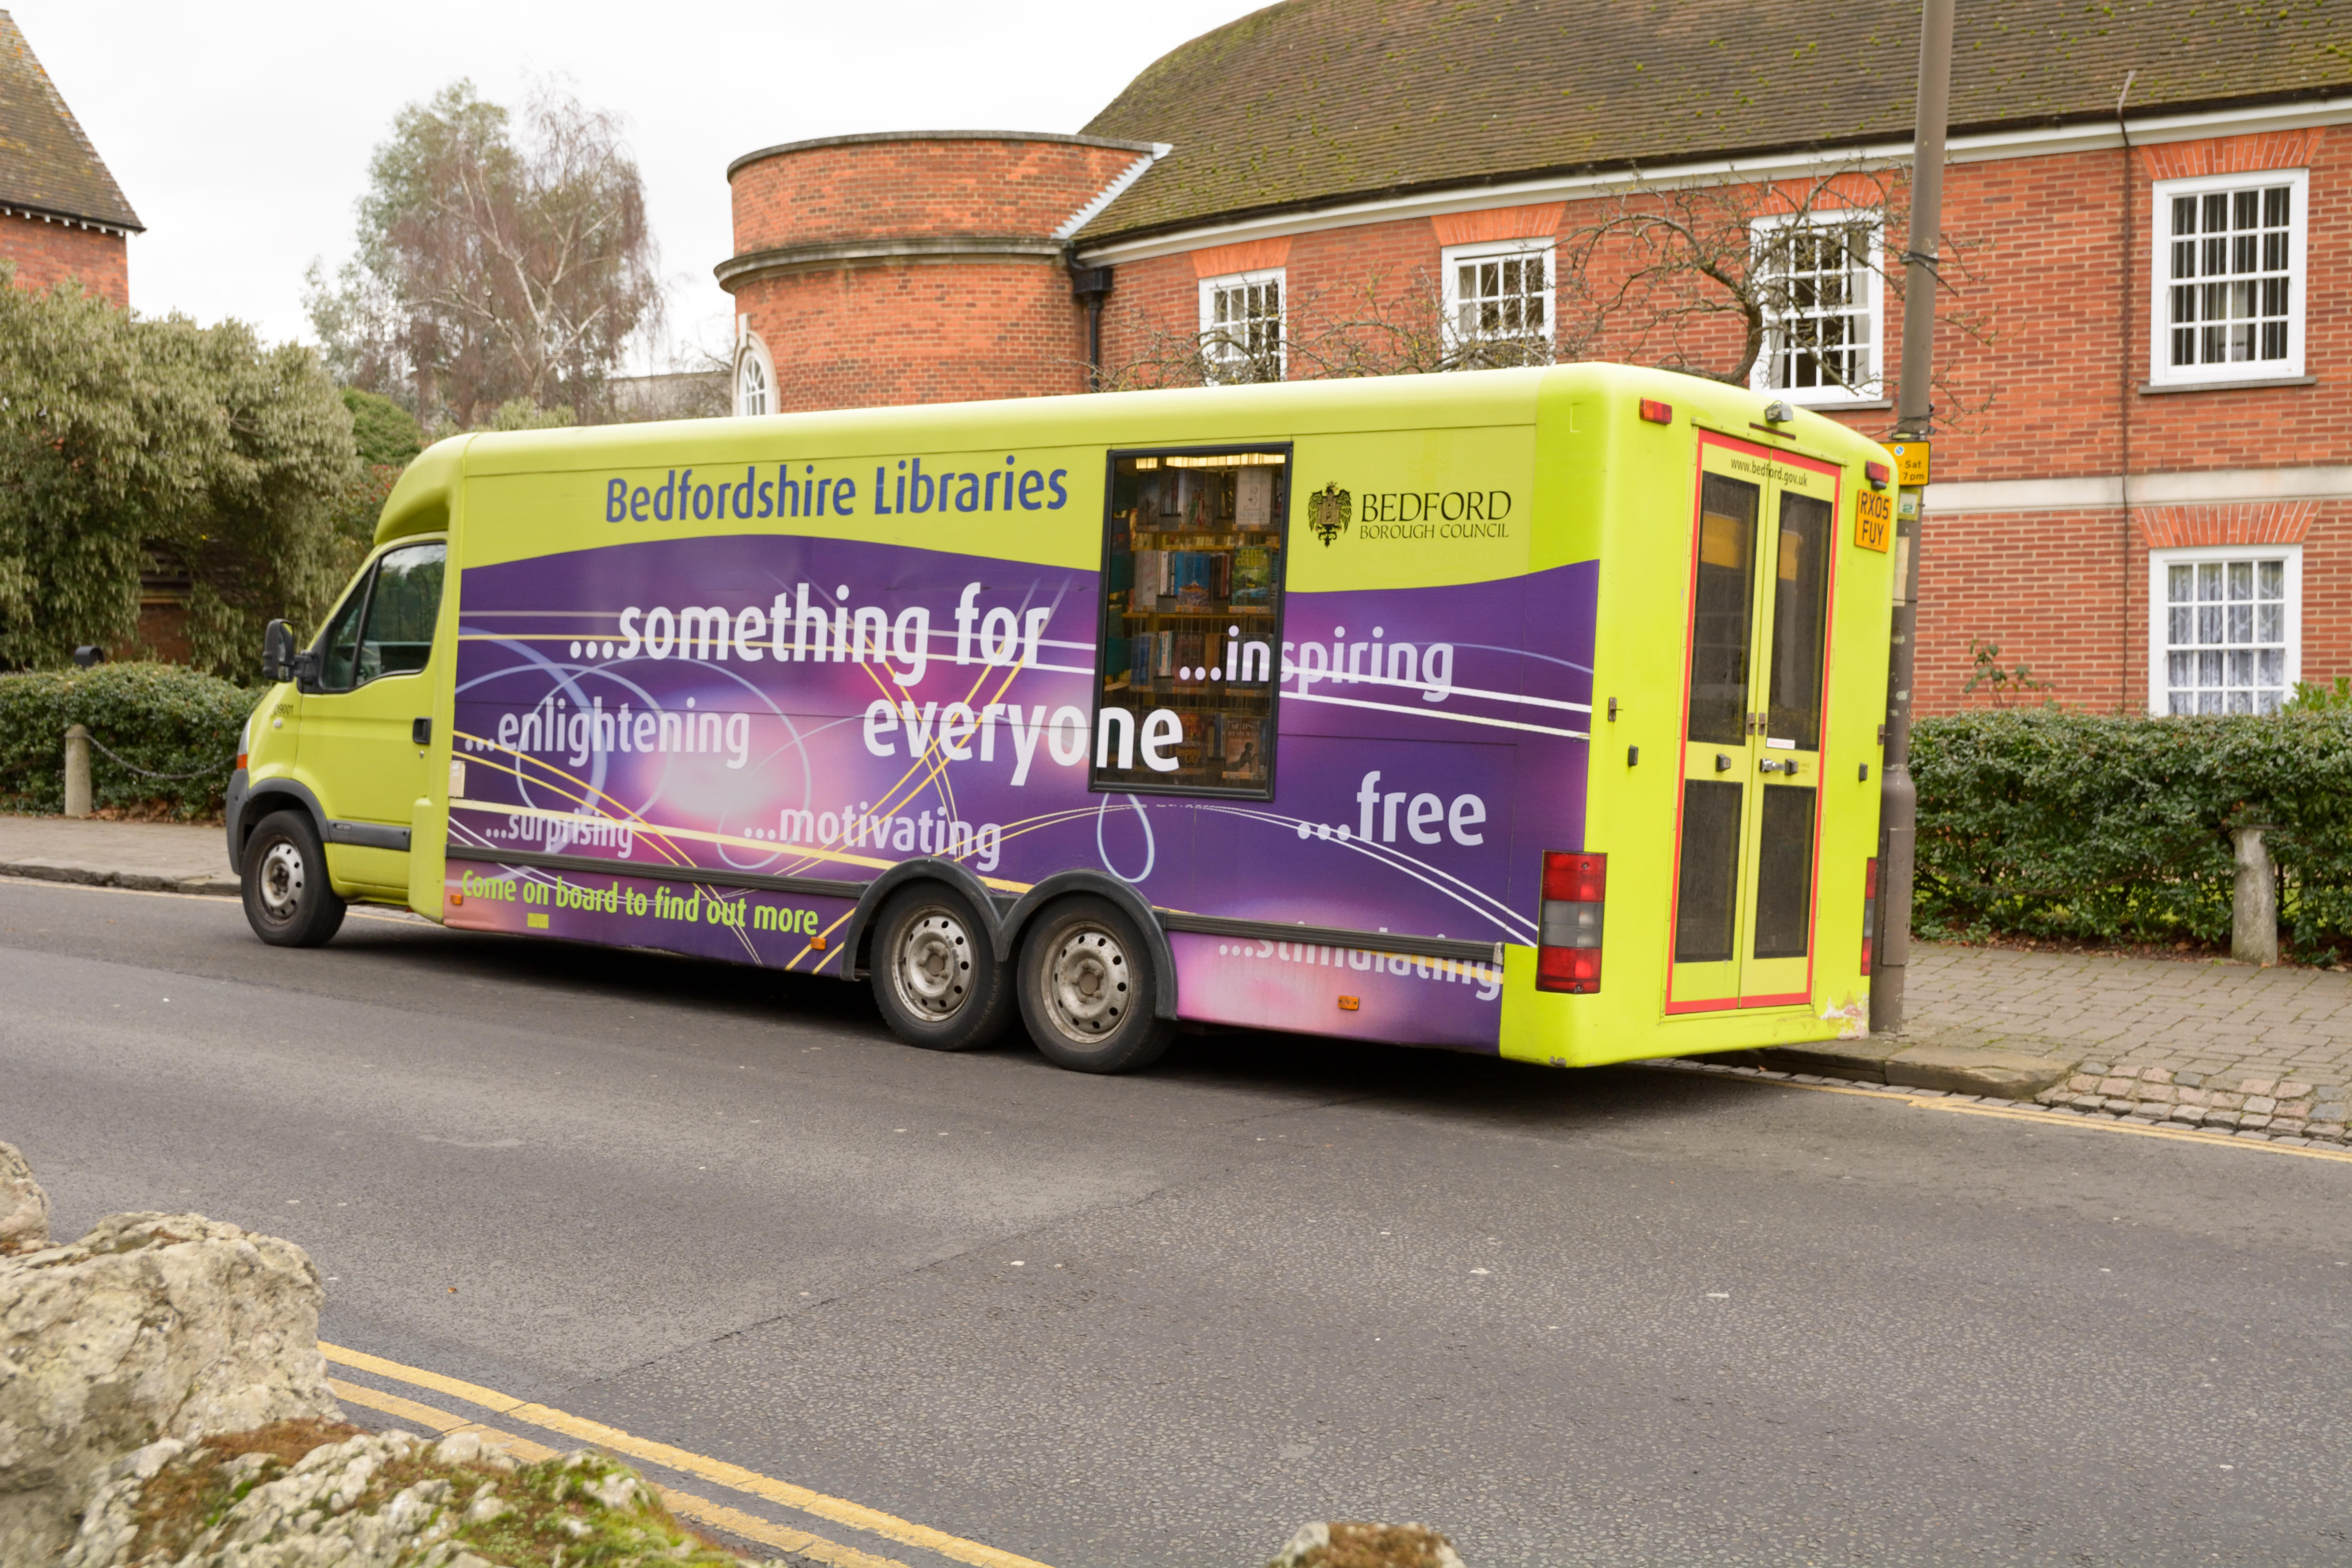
[
  {"xmin": 868, "ymin": 884, "xmax": 1015, "ymax": 1051},
  {"xmin": 240, "ymin": 808, "xmax": 347, "ymax": 947},
  {"xmin": 1016, "ymin": 895, "xmax": 1173, "ymax": 1074}
]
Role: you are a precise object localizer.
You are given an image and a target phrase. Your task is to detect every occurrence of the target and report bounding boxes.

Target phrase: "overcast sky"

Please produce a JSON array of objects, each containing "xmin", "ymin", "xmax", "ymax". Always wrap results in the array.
[{"xmin": 14, "ymin": 1, "xmax": 1249, "ymax": 367}]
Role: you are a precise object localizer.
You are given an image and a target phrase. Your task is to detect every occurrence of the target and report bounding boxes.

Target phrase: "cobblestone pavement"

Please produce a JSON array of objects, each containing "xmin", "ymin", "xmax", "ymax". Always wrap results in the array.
[{"xmin": 1904, "ymin": 941, "xmax": 2352, "ymax": 1147}]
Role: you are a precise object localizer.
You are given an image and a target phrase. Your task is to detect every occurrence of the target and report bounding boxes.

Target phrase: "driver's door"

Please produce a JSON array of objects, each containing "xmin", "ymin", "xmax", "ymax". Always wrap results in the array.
[{"xmin": 296, "ymin": 540, "xmax": 445, "ymax": 893}]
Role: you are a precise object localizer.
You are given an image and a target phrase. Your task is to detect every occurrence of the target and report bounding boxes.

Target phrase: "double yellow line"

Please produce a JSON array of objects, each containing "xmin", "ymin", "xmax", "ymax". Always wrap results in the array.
[{"xmin": 321, "ymin": 1342, "xmax": 1054, "ymax": 1568}]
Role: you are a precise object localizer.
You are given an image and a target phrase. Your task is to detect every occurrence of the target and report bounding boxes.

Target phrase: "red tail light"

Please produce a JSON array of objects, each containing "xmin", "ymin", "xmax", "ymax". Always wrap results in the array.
[
  {"xmin": 1537, "ymin": 850, "xmax": 1605, "ymax": 994},
  {"xmin": 1638, "ymin": 398, "xmax": 1674, "ymax": 425},
  {"xmin": 1860, "ymin": 857, "xmax": 1878, "ymax": 976}
]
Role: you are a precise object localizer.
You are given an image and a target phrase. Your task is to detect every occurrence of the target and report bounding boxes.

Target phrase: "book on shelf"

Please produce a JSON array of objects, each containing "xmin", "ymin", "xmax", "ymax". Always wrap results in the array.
[
  {"xmin": 1171, "ymin": 552, "xmax": 1215, "ymax": 609},
  {"xmin": 1176, "ymin": 709, "xmax": 1212, "ymax": 768},
  {"xmin": 1236, "ymin": 467, "xmax": 1275, "ymax": 530},
  {"xmin": 1231, "ymin": 547, "xmax": 1274, "ymax": 608},
  {"xmin": 1220, "ymin": 715, "xmax": 1262, "ymax": 779},
  {"xmin": 1132, "ymin": 548, "xmax": 1165, "ymax": 610},
  {"xmin": 1156, "ymin": 630, "xmax": 1174, "ymax": 678}
]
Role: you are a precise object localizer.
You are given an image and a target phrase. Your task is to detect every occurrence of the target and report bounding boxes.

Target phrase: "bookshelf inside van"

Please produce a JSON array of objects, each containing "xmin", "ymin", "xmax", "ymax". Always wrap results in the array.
[{"xmin": 1093, "ymin": 448, "xmax": 1290, "ymax": 798}]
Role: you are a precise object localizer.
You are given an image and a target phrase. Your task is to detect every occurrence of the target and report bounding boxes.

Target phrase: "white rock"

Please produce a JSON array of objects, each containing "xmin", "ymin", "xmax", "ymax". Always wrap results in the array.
[
  {"xmin": 0, "ymin": 1140, "xmax": 49, "ymax": 1252},
  {"xmin": 589, "ymin": 1471, "xmax": 649, "ymax": 1512},
  {"xmin": 429, "ymin": 1430, "xmax": 483, "ymax": 1466},
  {"xmin": 0, "ymin": 1210, "xmax": 342, "ymax": 1563},
  {"xmin": 1268, "ymin": 1520, "xmax": 1468, "ymax": 1568}
]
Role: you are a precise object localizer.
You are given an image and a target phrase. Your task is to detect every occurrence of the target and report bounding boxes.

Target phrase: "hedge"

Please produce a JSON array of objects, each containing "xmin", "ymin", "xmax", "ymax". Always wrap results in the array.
[
  {"xmin": 0, "ymin": 664, "xmax": 255, "ymax": 820},
  {"xmin": 1911, "ymin": 708, "xmax": 2352, "ymax": 955}
]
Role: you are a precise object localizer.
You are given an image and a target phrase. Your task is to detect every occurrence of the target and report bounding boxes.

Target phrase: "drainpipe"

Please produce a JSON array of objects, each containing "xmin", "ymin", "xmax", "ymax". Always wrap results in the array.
[
  {"xmin": 1869, "ymin": 0, "xmax": 1955, "ymax": 1038},
  {"xmin": 1071, "ymin": 264, "xmax": 1114, "ymax": 392}
]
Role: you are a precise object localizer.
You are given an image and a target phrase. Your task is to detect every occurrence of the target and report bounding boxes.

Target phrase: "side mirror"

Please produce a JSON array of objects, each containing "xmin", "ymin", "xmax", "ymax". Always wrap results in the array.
[
  {"xmin": 261, "ymin": 620, "xmax": 294, "ymax": 684},
  {"xmin": 290, "ymin": 650, "xmax": 320, "ymax": 690}
]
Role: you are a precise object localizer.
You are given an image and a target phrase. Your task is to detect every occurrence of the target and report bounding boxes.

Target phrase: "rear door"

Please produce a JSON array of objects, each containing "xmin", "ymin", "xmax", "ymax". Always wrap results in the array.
[{"xmin": 1665, "ymin": 436, "xmax": 1842, "ymax": 1012}]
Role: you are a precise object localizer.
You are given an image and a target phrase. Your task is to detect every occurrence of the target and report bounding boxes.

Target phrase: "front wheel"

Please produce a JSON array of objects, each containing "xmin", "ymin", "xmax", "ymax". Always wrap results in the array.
[
  {"xmin": 1016, "ymin": 896, "xmax": 1172, "ymax": 1074},
  {"xmin": 240, "ymin": 809, "xmax": 347, "ymax": 947},
  {"xmin": 869, "ymin": 884, "xmax": 1015, "ymax": 1051}
]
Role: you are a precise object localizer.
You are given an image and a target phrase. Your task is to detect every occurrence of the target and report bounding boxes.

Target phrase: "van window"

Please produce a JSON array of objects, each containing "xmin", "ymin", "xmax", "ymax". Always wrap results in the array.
[
  {"xmin": 315, "ymin": 579, "xmax": 370, "ymax": 692},
  {"xmin": 1090, "ymin": 448, "xmax": 1288, "ymax": 797},
  {"xmin": 358, "ymin": 543, "xmax": 446, "ymax": 682},
  {"xmin": 312, "ymin": 541, "xmax": 445, "ymax": 693}
]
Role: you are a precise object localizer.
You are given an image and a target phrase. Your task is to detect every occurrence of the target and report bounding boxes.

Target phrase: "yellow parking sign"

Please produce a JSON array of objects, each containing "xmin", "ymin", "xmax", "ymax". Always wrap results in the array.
[{"xmin": 1884, "ymin": 441, "xmax": 1930, "ymax": 486}]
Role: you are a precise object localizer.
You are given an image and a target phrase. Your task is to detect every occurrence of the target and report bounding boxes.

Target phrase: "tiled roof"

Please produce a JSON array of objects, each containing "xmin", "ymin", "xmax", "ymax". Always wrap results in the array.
[
  {"xmin": 0, "ymin": 9, "xmax": 140, "ymax": 231},
  {"xmin": 1078, "ymin": 0, "xmax": 2348, "ymax": 243}
]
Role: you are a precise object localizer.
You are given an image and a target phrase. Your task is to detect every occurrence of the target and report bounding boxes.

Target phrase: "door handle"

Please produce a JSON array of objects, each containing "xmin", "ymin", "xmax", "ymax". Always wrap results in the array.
[
  {"xmin": 1760, "ymin": 757, "xmax": 1800, "ymax": 776},
  {"xmin": 412, "ymin": 717, "xmax": 431, "ymax": 745},
  {"xmin": 1714, "ymin": 753, "xmax": 1733, "ymax": 772}
]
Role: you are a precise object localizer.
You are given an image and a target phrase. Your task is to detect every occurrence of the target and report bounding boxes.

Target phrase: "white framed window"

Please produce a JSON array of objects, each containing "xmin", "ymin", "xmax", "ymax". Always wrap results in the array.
[
  {"xmin": 1440, "ymin": 238, "xmax": 1555, "ymax": 367},
  {"xmin": 1749, "ymin": 213, "xmax": 1883, "ymax": 406},
  {"xmin": 1198, "ymin": 269, "xmax": 1285, "ymax": 382},
  {"xmin": 734, "ymin": 328, "xmax": 774, "ymax": 417},
  {"xmin": 2148, "ymin": 544, "xmax": 2301, "ymax": 715},
  {"xmin": 2149, "ymin": 168, "xmax": 2306, "ymax": 386}
]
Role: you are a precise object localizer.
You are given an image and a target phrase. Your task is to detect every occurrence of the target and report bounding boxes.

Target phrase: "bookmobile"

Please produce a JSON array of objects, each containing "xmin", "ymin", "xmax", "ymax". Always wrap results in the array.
[{"xmin": 230, "ymin": 364, "xmax": 1895, "ymax": 1074}]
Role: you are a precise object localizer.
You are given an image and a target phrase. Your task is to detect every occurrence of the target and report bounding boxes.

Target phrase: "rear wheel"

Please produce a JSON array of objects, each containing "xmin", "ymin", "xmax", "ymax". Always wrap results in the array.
[
  {"xmin": 240, "ymin": 809, "xmax": 346, "ymax": 947},
  {"xmin": 1016, "ymin": 896, "xmax": 1172, "ymax": 1074},
  {"xmin": 869, "ymin": 884, "xmax": 1014, "ymax": 1051}
]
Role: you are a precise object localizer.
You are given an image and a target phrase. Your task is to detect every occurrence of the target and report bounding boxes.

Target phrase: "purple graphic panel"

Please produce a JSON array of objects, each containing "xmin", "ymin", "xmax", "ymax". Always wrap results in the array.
[
  {"xmin": 1169, "ymin": 932, "xmax": 1505, "ymax": 1049},
  {"xmin": 447, "ymin": 535, "xmax": 1595, "ymax": 1050}
]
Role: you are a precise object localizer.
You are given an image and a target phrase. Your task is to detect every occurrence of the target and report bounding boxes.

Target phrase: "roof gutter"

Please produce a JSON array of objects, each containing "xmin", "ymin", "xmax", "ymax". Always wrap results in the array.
[
  {"xmin": 0, "ymin": 200, "xmax": 142, "ymax": 237},
  {"xmin": 1072, "ymin": 90, "xmax": 2352, "ymax": 265}
]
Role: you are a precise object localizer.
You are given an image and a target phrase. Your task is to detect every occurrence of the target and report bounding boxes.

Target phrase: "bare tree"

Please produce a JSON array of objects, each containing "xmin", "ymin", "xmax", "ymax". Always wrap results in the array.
[
  {"xmin": 1557, "ymin": 161, "xmax": 1994, "ymax": 423},
  {"xmin": 1091, "ymin": 159, "xmax": 1993, "ymax": 429},
  {"xmin": 307, "ymin": 80, "xmax": 662, "ymax": 427},
  {"xmin": 1098, "ymin": 265, "xmax": 1575, "ymax": 391}
]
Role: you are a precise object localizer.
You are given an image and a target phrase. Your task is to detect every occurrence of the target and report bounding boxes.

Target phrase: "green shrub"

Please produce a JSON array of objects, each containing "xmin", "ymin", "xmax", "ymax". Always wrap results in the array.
[
  {"xmin": 1912, "ymin": 708, "xmax": 2352, "ymax": 956},
  {"xmin": 0, "ymin": 663, "xmax": 256, "ymax": 819}
]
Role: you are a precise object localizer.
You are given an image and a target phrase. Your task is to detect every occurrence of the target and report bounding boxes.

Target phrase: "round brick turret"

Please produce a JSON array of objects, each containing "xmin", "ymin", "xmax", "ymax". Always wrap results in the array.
[{"xmin": 719, "ymin": 131, "xmax": 1159, "ymax": 414}]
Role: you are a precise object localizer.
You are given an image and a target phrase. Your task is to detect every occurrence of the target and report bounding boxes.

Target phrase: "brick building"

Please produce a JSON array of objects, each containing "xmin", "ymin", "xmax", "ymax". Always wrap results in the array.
[
  {"xmin": 0, "ymin": 9, "xmax": 140, "ymax": 307},
  {"xmin": 718, "ymin": 0, "xmax": 2350, "ymax": 717}
]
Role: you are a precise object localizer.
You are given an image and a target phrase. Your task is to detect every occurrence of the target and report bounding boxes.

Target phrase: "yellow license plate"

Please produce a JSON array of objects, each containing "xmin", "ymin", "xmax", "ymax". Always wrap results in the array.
[{"xmin": 1855, "ymin": 488, "xmax": 1892, "ymax": 552}]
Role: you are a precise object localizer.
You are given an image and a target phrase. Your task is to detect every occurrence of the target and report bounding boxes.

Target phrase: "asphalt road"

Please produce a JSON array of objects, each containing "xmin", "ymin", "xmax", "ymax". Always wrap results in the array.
[{"xmin": 7, "ymin": 875, "xmax": 2350, "ymax": 1567}]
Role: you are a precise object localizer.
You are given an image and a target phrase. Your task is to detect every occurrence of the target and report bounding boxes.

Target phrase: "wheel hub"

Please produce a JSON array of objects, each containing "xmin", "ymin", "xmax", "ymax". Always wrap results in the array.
[
  {"xmin": 257, "ymin": 841, "xmax": 304, "ymax": 921},
  {"xmin": 893, "ymin": 910, "xmax": 972, "ymax": 1020},
  {"xmin": 1045, "ymin": 928, "xmax": 1127, "ymax": 1039}
]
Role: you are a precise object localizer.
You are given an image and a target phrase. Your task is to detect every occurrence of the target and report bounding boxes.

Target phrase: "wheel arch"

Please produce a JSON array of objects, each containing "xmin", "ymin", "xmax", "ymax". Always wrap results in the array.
[
  {"xmin": 232, "ymin": 777, "xmax": 328, "ymax": 870},
  {"xmin": 839, "ymin": 858, "xmax": 1014, "ymax": 977},
  {"xmin": 1001, "ymin": 871, "xmax": 1179, "ymax": 1020}
]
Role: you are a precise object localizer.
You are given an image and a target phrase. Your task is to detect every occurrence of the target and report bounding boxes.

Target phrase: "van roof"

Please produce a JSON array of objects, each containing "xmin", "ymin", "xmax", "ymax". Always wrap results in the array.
[{"xmin": 373, "ymin": 364, "xmax": 1888, "ymax": 547}]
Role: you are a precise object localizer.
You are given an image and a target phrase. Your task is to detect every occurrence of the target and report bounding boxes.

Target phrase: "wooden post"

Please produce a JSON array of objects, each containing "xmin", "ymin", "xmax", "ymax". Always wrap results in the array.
[
  {"xmin": 2232, "ymin": 826, "xmax": 2278, "ymax": 966},
  {"xmin": 63, "ymin": 724, "xmax": 91, "ymax": 818}
]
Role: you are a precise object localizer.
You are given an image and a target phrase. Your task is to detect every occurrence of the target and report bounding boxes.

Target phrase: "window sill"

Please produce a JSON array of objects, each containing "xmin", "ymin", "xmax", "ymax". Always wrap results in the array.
[
  {"xmin": 2139, "ymin": 374, "xmax": 2316, "ymax": 396},
  {"xmin": 1797, "ymin": 398, "xmax": 1893, "ymax": 413}
]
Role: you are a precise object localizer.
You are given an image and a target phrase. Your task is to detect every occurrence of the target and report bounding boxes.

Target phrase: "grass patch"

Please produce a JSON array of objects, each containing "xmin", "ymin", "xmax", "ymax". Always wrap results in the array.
[{"xmin": 126, "ymin": 1419, "xmax": 748, "ymax": 1566}]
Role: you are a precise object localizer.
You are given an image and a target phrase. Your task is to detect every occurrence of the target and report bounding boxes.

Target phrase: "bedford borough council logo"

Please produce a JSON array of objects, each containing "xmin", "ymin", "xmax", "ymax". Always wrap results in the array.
[{"xmin": 1307, "ymin": 482, "xmax": 1351, "ymax": 546}]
